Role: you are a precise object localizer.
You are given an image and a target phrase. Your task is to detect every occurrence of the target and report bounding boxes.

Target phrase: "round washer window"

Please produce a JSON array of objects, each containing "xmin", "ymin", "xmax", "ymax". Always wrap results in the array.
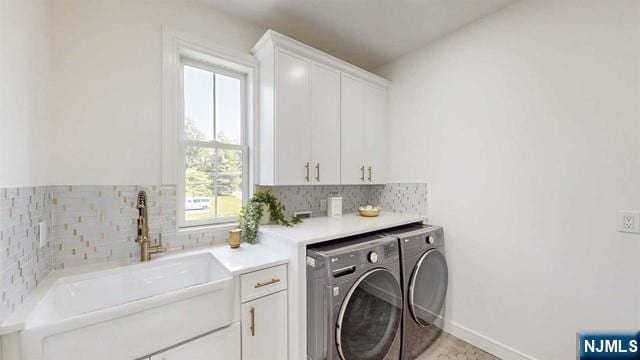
[
  {"xmin": 409, "ymin": 249, "xmax": 448, "ymax": 327},
  {"xmin": 336, "ymin": 268, "xmax": 403, "ymax": 360}
]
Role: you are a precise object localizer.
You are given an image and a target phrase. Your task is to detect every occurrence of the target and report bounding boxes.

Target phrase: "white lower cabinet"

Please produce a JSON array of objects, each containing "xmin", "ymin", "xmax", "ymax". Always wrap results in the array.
[
  {"xmin": 241, "ymin": 290, "xmax": 288, "ymax": 360},
  {"xmin": 149, "ymin": 323, "xmax": 240, "ymax": 360}
]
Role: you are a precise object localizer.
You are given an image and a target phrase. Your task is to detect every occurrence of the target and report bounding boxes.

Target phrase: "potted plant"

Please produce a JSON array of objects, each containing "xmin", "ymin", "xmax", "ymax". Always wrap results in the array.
[{"xmin": 239, "ymin": 190, "xmax": 301, "ymax": 244}]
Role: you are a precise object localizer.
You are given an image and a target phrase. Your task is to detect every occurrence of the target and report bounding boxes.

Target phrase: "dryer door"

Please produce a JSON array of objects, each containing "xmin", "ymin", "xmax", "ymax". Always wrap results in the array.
[
  {"xmin": 408, "ymin": 249, "xmax": 448, "ymax": 327},
  {"xmin": 336, "ymin": 268, "xmax": 402, "ymax": 360}
]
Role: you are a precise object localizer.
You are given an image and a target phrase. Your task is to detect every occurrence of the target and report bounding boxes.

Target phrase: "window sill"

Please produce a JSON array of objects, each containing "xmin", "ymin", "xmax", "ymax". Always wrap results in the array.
[{"xmin": 178, "ymin": 222, "xmax": 239, "ymax": 234}]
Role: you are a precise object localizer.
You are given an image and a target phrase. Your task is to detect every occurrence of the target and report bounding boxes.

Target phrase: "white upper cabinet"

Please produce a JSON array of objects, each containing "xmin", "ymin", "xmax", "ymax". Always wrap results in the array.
[
  {"xmin": 340, "ymin": 74, "xmax": 366, "ymax": 184},
  {"xmin": 364, "ymin": 82, "xmax": 387, "ymax": 184},
  {"xmin": 341, "ymin": 75, "xmax": 388, "ymax": 184},
  {"xmin": 253, "ymin": 30, "xmax": 388, "ymax": 186},
  {"xmin": 274, "ymin": 49, "xmax": 312, "ymax": 185},
  {"xmin": 311, "ymin": 63, "xmax": 341, "ymax": 184}
]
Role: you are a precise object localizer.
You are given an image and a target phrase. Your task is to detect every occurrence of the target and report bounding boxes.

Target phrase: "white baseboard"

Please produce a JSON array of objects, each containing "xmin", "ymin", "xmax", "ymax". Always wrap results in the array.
[{"xmin": 442, "ymin": 320, "xmax": 538, "ymax": 360}]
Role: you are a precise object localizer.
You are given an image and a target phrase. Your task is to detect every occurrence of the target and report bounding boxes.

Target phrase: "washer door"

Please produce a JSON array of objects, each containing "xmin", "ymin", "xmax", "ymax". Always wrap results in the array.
[
  {"xmin": 409, "ymin": 249, "xmax": 448, "ymax": 327},
  {"xmin": 336, "ymin": 268, "xmax": 403, "ymax": 360}
]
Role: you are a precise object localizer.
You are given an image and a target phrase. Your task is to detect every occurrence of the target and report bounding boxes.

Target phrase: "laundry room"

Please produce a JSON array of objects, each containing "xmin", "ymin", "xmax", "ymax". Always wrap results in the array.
[{"xmin": 0, "ymin": 0, "xmax": 638, "ymax": 359}]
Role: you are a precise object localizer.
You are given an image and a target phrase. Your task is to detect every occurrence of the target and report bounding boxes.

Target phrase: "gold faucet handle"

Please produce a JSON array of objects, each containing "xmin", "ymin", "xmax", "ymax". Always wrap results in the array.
[{"xmin": 150, "ymin": 238, "xmax": 166, "ymax": 253}]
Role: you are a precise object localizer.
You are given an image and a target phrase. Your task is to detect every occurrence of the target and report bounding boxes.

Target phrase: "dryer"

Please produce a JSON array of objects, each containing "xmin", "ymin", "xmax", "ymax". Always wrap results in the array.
[
  {"xmin": 383, "ymin": 224, "xmax": 448, "ymax": 360},
  {"xmin": 307, "ymin": 234, "xmax": 403, "ymax": 360}
]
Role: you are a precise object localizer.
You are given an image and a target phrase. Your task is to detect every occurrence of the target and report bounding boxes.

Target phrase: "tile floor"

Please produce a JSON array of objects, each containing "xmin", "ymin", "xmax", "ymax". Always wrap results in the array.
[{"xmin": 416, "ymin": 332, "xmax": 500, "ymax": 360}]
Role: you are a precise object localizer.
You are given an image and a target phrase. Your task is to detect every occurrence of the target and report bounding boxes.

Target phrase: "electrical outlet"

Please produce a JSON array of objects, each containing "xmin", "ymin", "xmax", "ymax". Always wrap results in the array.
[
  {"xmin": 37, "ymin": 220, "xmax": 48, "ymax": 248},
  {"xmin": 618, "ymin": 211, "xmax": 640, "ymax": 233}
]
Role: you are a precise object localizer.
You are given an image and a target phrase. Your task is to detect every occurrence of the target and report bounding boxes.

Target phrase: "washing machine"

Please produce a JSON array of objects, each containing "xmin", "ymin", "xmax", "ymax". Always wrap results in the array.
[
  {"xmin": 307, "ymin": 234, "xmax": 403, "ymax": 360},
  {"xmin": 383, "ymin": 224, "xmax": 448, "ymax": 360}
]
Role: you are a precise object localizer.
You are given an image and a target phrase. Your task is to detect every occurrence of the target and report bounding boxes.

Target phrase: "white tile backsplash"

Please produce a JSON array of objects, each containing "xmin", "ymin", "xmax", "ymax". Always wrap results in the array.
[
  {"xmin": 0, "ymin": 187, "xmax": 52, "ymax": 323},
  {"xmin": 370, "ymin": 183, "xmax": 428, "ymax": 215},
  {"xmin": 0, "ymin": 182, "xmax": 427, "ymax": 323},
  {"xmin": 259, "ymin": 183, "xmax": 428, "ymax": 217},
  {"xmin": 49, "ymin": 185, "xmax": 229, "ymax": 269},
  {"xmin": 257, "ymin": 185, "xmax": 383, "ymax": 217}
]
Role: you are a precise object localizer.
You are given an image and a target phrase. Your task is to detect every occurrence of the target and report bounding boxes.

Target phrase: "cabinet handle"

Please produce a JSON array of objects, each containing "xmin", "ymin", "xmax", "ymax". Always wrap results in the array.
[
  {"xmin": 367, "ymin": 166, "xmax": 372, "ymax": 182},
  {"xmin": 360, "ymin": 166, "xmax": 365, "ymax": 182},
  {"xmin": 255, "ymin": 277, "xmax": 281, "ymax": 288},
  {"xmin": 315, "ymin": 163, "xmax": 320, "ymax": 182},
  {"xmin": 250, "ymin": 307, "xmax": 256, "ymax": 336},
  {"xmin": 305, "ymin": 162, "xmax": 310, "ymax": 182}
]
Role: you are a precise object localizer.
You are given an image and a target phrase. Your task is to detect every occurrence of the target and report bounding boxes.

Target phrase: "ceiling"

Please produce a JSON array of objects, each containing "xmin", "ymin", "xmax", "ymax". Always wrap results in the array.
[{"xmin": 204, "ymin": 0, "xmax": 518, "ymax": 70}]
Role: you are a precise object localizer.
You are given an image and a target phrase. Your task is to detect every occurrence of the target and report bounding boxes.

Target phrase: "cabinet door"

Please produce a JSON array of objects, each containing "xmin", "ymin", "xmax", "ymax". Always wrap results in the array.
[
  {"xmin": 275, "ymin": 49, "xmax": 311, "ymax": 185},
  {"xmin": 150, "ymin": 323, "xmax": 240, "ymax": 360},
  {"xmin": 311, "ymin": 63, "xmax": 341, "ymax": 184},
  {"xmin": 364, "ymin": 82, "xmax": 387, "ymax": 184},
  {"xmin": 242, "ymin": 291, "xmax": 288, "ymax": 360},
  {"xmin": 340, "ymin": 73, "xmax": 366, "ymax": 184}
]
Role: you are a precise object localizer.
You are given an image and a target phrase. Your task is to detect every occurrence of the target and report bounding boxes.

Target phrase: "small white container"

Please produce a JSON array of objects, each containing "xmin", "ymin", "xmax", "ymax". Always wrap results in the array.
[{"xmin": 327, "ymin": 195, "xmax": 342, "ymax": 217}]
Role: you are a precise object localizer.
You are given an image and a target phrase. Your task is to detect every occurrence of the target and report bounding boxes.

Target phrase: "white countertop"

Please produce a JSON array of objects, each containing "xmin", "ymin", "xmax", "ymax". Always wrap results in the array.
[
  {"xmin": 258, "ymin": 212, "xmax": 426, "ymax": 246},
  {"xmin": 207, "ymin": 242, "xmax": 288, "ymax": 275},
  {"xmin": 0, "ymin": 243, "xmax": 287, "ymax": 335}
]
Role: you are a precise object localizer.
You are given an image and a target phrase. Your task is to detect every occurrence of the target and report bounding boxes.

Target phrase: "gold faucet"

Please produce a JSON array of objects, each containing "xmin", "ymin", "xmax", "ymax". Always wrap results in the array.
[{"xmin": 136, "ymin": 190, "xmax": 165, "ymax": 261}]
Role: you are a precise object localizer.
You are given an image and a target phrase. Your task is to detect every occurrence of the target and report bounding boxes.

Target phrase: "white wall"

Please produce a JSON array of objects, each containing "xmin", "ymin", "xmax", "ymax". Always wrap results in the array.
[
  {"xmin": 0, "ymin": 0, "xmax": 51, "ymax": 187},
  {"xmin": 49, "ymin": 0, "xmax": 265, "ymax": 185},
  {"xmin": 377, "ymin": 0, "xmax": 640, "ymax": 358}
]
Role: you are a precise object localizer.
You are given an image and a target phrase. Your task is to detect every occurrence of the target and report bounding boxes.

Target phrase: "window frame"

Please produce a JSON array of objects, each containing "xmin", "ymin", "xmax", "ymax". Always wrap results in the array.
[
  {"xmin": 177, "ymin": 58, "xmax": 249, "ymax": 228},
  {"xmin": 162, "ymin": 27, "xmax": 258, "ymax": 231}
]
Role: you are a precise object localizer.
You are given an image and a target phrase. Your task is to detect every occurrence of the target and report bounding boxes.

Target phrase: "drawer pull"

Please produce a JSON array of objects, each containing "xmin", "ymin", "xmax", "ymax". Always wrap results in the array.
[
  {"xmin": 250, "ymin": 307, "xmax": 256, "ymax": 336},
  {"xmin": 255, "ymin": 278, "xmax": 281, "ymax": 288}
]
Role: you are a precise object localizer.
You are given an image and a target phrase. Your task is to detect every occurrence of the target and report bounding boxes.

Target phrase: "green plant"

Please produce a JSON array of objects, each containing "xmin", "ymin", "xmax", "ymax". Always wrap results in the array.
[{"xmin": 239, "ymin": 190, "xmax": 301, "ymax": 244}]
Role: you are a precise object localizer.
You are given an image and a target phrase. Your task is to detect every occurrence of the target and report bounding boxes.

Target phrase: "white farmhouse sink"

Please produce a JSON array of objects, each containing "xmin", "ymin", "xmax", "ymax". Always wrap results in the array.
[{"xmin": 19, "ymin": 252, "xmax": 236, "ymax": 360}]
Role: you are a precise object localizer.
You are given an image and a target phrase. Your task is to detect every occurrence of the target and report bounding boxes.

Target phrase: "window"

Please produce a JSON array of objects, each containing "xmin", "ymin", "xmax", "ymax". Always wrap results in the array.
[{"xmin": 178, "ymin": 59, "xmax": 248, "ymax": 227}]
